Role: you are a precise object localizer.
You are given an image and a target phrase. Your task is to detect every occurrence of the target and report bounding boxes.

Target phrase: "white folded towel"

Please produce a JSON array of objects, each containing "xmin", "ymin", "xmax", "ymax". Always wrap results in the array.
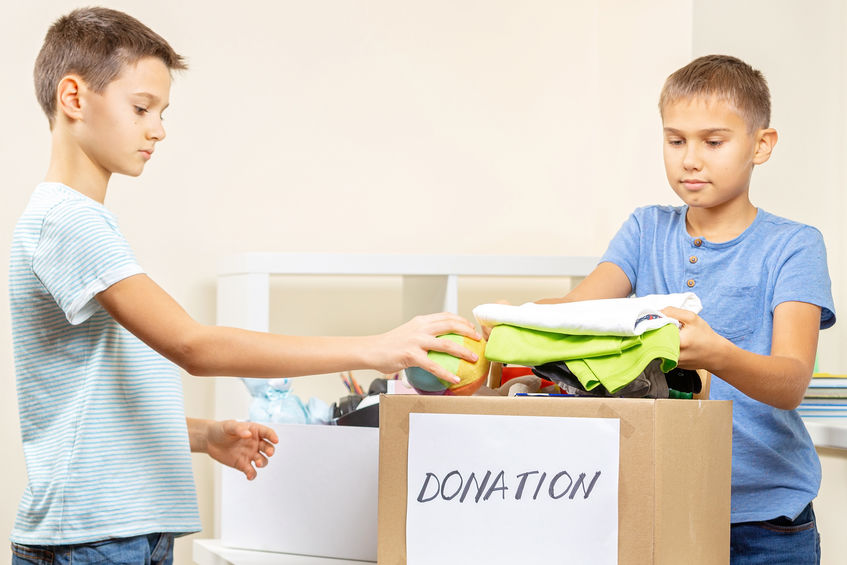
[{"xmin": 472, "ymin": 292, "xmax": 703, "ymax": 337}]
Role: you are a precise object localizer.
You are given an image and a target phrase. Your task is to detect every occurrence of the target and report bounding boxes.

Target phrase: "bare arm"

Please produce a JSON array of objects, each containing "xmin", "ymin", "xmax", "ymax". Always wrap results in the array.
[
  {"xmin": 96, "ymin": 274, "xmax": 480, "ymax": 382},
  {"xmin": 663, "ymin": 301, "xmax": 820, "ymax": 410},
  {"xmin": 527, "ymin": 259, "xmax": 817, "ymax": 409},
  {"xmin": 536, "ymin": 262, "xmax": 632, "ymax": 304}
]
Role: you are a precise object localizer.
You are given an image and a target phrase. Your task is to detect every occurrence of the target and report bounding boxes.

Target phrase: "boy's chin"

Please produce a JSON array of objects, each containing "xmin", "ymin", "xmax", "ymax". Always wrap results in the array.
[
  {"xmin": 671, "ymin": 189, "xmax": 711, "ymax": 209},
  {"xmin": 118, "ymin": 165, "xmax": 146, "ymax": 178}
]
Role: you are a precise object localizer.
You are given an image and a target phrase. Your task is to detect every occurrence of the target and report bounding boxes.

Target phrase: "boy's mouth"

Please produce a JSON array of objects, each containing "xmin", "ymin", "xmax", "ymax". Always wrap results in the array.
[{"xmin": 682, "ymin": 179, "xmax": 708, "ymax": 190}]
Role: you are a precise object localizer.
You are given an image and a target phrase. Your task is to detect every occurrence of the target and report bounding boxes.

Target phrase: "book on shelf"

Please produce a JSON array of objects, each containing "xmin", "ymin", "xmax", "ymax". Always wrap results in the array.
[
  {"xmin": 807, "ymin": 377, "xmax": 847, "ymax": 389},
  {"xmin": 800, "ymin": 374, "xmax": 847, "ymax": 416},
  {"xmin": 810, "ymin": 373, "xmax": 847, "ymax": 379},
  {"xmin": 798, "ymin": 403, "xmax": 847, "ymax": 410},
  {"xmin": 803, "ymin": 390, "xmax": 847, "ymax": 399},
  {"xmin": 798, "ymin": 400, "xmax": 847, "ymax": 418},
  {"xmin": 799, "ymin": 397, "xmax": 847, "ymax": 405},
  {"xmin": 804, "ymin": 374, "xmax": 847, "ymax": 400}
]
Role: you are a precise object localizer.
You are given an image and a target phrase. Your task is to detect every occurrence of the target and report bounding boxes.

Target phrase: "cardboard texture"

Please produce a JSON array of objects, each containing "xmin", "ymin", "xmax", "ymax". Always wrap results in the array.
[
  {"xmin": 378, "ymin": 395, "xmax": 732, "ymax": 564},
  {"xmin": 221, "ymin": 423, "xmax": 379, "ymax": 562}
]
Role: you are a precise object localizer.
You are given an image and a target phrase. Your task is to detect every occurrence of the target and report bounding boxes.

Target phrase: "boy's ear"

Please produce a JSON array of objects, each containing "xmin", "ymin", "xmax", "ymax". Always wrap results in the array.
[
  {"xmin": 56, "ymin": 75, "xmax": 85, "ymax": 122},
  {"xmin": 752, "ymin": 128, "xmax": 778, "ymax": 165}
]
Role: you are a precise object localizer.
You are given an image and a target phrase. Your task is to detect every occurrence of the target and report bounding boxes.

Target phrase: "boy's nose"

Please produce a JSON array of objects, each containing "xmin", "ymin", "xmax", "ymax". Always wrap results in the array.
[
  {"xmin": 148, "ymin": 119, "xmax": 166, "ymax": 142},
  {"xmin": 682, "ymin": 145, "xmax": 701, "ymax": 170}
]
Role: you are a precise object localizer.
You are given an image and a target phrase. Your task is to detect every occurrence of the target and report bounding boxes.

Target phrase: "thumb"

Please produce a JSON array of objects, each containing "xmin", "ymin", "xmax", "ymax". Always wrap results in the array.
[
  {"xmin": 661, "ymin": 306, "xmax": 693, "ymax": 324},
  {"xmin": 221, "ymin": 419, "xmax": 251, "ymax": 437},
  {"xmin": 481, "ymin": 323, "xmax": 494, "ymax": 340}
]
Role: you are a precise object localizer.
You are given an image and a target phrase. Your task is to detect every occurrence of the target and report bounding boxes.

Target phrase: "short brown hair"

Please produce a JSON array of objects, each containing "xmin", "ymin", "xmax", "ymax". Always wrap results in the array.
[
  {"xmin": 34, "ymin": 7, "xmax": 188, "ymax": 128},
  {"xmin": 659, "ymin": 54, "xmax": 770, "ymax": 131}
]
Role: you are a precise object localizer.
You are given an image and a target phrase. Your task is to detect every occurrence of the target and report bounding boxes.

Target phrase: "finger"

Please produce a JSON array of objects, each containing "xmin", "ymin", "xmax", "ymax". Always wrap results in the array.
[
  {"xmin": 420, "ymin": 312, "xmax": 472, "ymax": 325},
  {"xmin": 239, "ymin": 461, "xmax": 257, "ymax": 481},
  {"xmin": 481, "ymin": 324, "xmax": 493, "ymax": 340},
  {"xmin": 661, "ymin": 306, "xmax": 694, "ymax": 324},
  {"xmin": 253, "ymin": 453, "xmax": 269, "ymax": 468},
  {"xmin": 427, "ymin": 339, "xmax": 479, "ymax": 364},
  {"xmin": 447, "ymin": 324, "xmax": 482, "ymax": 341},
  {"xmin": 257, "ymin": 425, "xmax": 279, "ymax": 444},
  {"xmin": 661, "ymin": 306, "xmax": 688, "ymax": 318},
  {"xmin": 259, "ymin": 440, "xmax": 275, "ymax": 457},
  {"xmin": 416, "ymin": 358, "xmax": 460, "ymax": 384},
  {"xmin": 419, "ymin": 313, "xmax": 481, "ymax": 340}
]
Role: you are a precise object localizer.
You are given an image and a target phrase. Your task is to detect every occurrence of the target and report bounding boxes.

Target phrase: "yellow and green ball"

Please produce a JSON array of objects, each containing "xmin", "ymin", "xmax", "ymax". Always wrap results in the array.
[{"xmin": 405, "ymin": 334, "xmax": 490, "ymax": 396}]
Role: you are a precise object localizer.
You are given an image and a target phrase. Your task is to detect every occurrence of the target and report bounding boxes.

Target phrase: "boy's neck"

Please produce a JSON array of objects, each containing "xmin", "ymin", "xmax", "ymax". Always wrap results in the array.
[
  {"xmin": 44, "ymin": 128, "xmax": 110, "ymax": 204},
  {"xmin": 684, "ymin": 199, "xmax": 758, "ymax": 243}
]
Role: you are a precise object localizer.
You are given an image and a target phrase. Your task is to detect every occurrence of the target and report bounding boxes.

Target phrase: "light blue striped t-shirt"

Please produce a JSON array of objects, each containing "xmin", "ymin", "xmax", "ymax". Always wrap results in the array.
[{"xmin": 9, "ymin": 182, "xmax": 200, "ymax": 545}]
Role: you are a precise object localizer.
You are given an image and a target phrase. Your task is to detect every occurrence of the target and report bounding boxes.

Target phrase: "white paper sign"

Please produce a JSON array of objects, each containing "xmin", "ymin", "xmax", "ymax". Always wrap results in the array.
[{"xmin": 406, "ymin": 413, "xmax": 620, "ymax": 565}]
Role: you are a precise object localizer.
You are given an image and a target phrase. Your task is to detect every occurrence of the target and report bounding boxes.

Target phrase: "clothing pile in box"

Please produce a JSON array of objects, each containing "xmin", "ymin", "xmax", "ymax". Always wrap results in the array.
[{"xmin": 473, "ymin": 293, "xmax": 703, "ymax": 399}]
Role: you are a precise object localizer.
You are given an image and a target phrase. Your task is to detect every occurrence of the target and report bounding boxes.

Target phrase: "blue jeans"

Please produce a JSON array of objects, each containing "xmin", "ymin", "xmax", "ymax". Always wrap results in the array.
[
  {"xmin": 730, "ymin": 503, "xmax": 820, "ymax": 565},
  {"xmin": 11, "ymin": 533, "xmax": 173, "ymax": 565}
]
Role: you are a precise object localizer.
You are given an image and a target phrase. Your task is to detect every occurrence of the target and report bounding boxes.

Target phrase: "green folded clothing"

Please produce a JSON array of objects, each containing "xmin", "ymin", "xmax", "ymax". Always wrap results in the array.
[{"xmin": 485, "ymin": 323, "xmax": 679, "ymax": 394}]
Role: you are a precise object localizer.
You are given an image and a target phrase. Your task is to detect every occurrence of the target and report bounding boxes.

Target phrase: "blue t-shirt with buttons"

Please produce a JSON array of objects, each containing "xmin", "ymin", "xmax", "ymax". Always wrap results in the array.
[{"xmin": 601, "ymin": 204, "xmax": 835, "ymax": 523}]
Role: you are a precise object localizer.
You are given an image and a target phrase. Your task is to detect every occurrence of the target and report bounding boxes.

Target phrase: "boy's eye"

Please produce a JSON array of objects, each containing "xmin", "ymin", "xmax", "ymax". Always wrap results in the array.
[
  {"xmin": 667, "ymin": 139, "xmax": 684, "ymax": 146},
  {"xmin": 706, "ymin": 140, "xmax": 724, "ymax": 147},
  {"xmin": 134, "ymin": 106, "xmax": 149, "ymax": 115}
]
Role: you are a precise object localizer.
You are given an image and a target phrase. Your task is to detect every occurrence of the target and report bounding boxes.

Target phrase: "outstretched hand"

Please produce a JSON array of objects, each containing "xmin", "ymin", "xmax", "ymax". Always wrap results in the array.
[
  {"xmin": 205, "ymin": 420, "xmax": 279, "ymax": 481},
  {"xmin": 371, "ymin": 312, "xmax": 482, "ymax": 383}
]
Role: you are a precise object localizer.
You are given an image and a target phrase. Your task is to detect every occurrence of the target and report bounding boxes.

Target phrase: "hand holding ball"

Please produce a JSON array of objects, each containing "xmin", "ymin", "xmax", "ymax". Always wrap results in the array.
[{"xmin": 405, "ymin": 334, "xmax": 489, "ymax": 395}]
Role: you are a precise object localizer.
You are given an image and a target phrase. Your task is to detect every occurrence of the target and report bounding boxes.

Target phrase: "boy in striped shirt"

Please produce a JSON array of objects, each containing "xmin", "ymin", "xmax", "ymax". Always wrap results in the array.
[{"xmin": 10, "ymin": 7, "xmax": 479, "ymax": 564}]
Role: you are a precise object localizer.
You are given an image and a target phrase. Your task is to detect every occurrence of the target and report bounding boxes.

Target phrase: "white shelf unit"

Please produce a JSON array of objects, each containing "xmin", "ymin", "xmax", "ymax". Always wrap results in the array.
[
  {"xmin": 212, "ymin": 252, "xmax": 596, "ymax": 538},
  {"xmin": 213, "ymin": 252, "xmax": 597, "ymax": 420}
]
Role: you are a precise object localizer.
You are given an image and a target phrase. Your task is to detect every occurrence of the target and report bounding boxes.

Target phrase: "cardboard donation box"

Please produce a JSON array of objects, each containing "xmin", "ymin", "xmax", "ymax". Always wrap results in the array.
[
  {"xmin": 379, "ymin": 395, "xmax": 732, "ymax": 565},
  {"xmin": 221, "ymin": 423, "xmax": 379, "ymax": 562}
]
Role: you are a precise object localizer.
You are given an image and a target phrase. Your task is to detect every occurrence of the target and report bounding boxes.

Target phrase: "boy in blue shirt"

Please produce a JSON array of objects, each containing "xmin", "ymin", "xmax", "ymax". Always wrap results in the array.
[
  {"xmin": 10, "ymin": 7, "xmax": 478, "ymax": 564},
  {"xmin": 539, "ymin": 55, "xmax": 834, "ymax": 564}
]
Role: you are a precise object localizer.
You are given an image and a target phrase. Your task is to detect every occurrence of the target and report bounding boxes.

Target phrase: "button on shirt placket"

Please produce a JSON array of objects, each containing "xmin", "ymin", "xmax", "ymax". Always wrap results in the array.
[{"xmin": 686, "ymin": 238, "xmax": 703, "ymax": 290}]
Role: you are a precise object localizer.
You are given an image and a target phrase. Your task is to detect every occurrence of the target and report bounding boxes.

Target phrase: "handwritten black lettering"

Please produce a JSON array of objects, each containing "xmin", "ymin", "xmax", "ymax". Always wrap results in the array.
[
  {"xmin": 569, "ymin": 471, "xmax": 601, "ymax": 500},
  {"xmin": 460, "ymin": 470, "xmax": 491, "ymax": 503},
  {"xmin": 441, "ymin": 470, "xmax": 463, "ymax": 500},
  {"xmin": 532, "ymin": 471, "xmax": 547, "ymax": 500},
  {"xmin": 414, "ymin": 469, "xmax": 602, "ymax": 504},
  {"xmin": 514, "ymin": 470, "xmax": 539, "ymax": 500},
  {"xmin": 549, "ymin": 471, "xmax": 573, "ymax": 500},
  {"xmin": 416, "ymin": 472, "xmax": 440, "ymax": 503},
  {"xmin": 483, "ymin": 471, "xmax": 507, "ymax": 501}
]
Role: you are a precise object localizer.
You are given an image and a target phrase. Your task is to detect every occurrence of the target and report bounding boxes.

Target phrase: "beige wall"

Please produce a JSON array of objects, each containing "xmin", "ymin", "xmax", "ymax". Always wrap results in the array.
[
  {"xmin": 0, "ymin": 1, "xmax": 843, "ymax": 564},
  {"xmin": 692, "ymin": 5, "xmax": 847, "ymax": 560},
  {"xmin": 692, "ymin": 0, "xmax": 846, "ymax": 376}
]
